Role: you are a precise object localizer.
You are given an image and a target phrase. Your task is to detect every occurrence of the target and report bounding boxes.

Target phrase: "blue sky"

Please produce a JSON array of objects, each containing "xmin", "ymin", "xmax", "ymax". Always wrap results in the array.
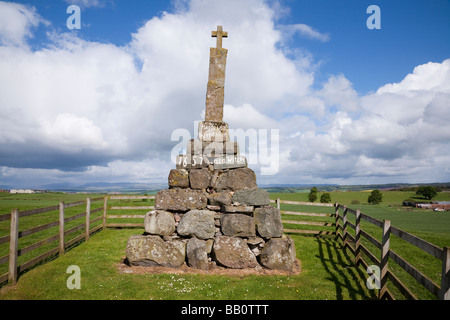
[
  {"xmin": 21, "ymin": 0, "xmax": 450, "ymax": 94},
  {"xmin": 1, "ymin": 0, "xmax": 450, "ymax": 188},
  {"xmin": 284, "ymin": 0, "xmax": 450, "ymax": 93}
]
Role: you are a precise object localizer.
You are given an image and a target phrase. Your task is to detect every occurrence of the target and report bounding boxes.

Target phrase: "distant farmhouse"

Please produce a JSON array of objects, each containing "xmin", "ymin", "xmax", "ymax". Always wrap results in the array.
[
  {"xmin": 9, "ymin": 189, "xmax": 47, "ymax": 194},
  {"xmin": 416, "ymin": 201, "xmax": 450, "ymax": 211}
]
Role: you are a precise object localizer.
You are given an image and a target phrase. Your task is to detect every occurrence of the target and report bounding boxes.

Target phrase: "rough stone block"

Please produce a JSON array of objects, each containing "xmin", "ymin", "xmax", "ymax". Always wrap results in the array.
[
  {"xmin": 155, "ymin": 188, "xmax": 207, "ymax": 212},
  {"xmin": 144, "ymin": 210, "xmax": 176, "ymax": 236},
  {"xmin": 221, "ymin": 214, "xmax": 255, "ymax": 237},
  {"xmin": 189, "ymin": 168, "xmax": 212, "ymax": 190},
  {"xmin": 223, "ymin": 205, "xmax": 254, "ymax": 213},
  {"xmin": 168, "ymin": 169, "xmax": 189, "ymax": 188},
  {"xmin": 253, "ymin": 206, "xmax": 283, "ymax": 238},
  {"xmin": 258, "ymin": 237, "xmax": 297, "ymax": 271},
  {"xmin": 126, "ymin": 234, "xmax": 186, "ymax": 268},
  {"xmin": 232, "ymin": 189, "xmax": 270, "ymax": 206},
  {"xmin": 212, "ymin": 236, "xmax": 258, "ymax": 269},
  {"xmin": 208, "ymin": 191, "xmax": 232, "ymax": 206},
  {"xmin": 177, "ymin": 210, "xmax": 216, "ymax": 239},
  {"xmin": 186, "ymin": 237, "xmax": 209, "ymax": 270},
  {"xmin": 215, "ymin": 167, "xmax": 257, "ymax": 191}
]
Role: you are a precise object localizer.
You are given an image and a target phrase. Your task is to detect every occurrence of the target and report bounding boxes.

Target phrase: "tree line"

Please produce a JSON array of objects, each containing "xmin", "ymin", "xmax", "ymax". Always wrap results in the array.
[{"xmin": 307, "ymin": 185, "xmax": 439, "ymax": 205}]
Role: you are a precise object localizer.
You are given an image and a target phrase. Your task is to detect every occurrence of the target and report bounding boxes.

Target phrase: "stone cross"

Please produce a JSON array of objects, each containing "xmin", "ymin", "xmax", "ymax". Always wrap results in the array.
[
  {"xmin": 204, "ymin": 25, "xmax": 228, "ymax": 123},
  {"xmin": 211, "ymin": 25, "xmax": 228, "ymax": 49}
]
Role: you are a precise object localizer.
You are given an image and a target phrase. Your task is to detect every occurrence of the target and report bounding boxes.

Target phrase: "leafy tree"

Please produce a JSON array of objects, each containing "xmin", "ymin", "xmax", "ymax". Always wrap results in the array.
[
  {"xmin": 368, "ymin": 189, "xmax": 383, "ymax": 204},
  {"xmin": 308, "ymin": 187, "xmax": 318, "ymax": 202},
  {"xmin": 308, "ymin": 191, "xmax": 317, "ymax": 202},
  {"xmin": 320, "ymin": 193, "xmax": 331, "ymax": 203},
  {"xmin": 416, "ymin": 186, "xmax": 437, "ymax": 200}
]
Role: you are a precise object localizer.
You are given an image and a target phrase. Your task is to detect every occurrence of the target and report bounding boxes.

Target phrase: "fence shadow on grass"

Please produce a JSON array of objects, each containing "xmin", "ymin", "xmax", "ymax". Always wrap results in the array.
[{"xmin": 316, "ymin": 237, "xmax": 377, "ymax": 300}]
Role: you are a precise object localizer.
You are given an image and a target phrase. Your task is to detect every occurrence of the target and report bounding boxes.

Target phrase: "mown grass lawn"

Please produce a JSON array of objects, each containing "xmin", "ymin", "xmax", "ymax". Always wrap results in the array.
[{"xmin": 0, "ymin": 228, "xmax": 376, "ymax": 300}]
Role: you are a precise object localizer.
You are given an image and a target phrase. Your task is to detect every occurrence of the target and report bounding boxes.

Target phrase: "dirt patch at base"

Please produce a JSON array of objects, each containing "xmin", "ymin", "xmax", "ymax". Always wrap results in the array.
[{"xmin": 117, "ymin": 257, "xmax": 301, "ymax": 277}]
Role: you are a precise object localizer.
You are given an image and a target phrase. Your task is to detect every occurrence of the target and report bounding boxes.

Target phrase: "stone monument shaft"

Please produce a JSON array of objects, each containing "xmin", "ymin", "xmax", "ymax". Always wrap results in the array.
[{"xmin": 205, "ymin": 25, "xmax": 228, "ymax": 122}]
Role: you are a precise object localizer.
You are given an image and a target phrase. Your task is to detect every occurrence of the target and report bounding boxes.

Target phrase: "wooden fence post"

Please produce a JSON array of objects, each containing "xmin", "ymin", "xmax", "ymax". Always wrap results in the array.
[
  {"xmin": 276, "ymin": 198, "xmax": 280, "ymax": 210},
  {"xmin": 102, "ymin": 196, "xmax": 108, "ymax": 230},
  {"xmin": 379, "ymin": 219, "xmax": 391, "ymax": 300},
  {"xmin": 440, "ymin": 246, "xmax": 450, "ymax": 300},
  {"xmin": 342, "ymin": 206, "xmax": 348, "ymax": 248},
  {"xmin": 334, "ymin": 202, "xmax": 339, "ymax": 239},
  {"xmin": 8, "ymin": 209, "xmax": 19, "ymax": 284},
  {"xmin": 59, "ymin": 202, "xmax": 65, "ymax": 256},
  {"xmin": 355, "ymin": 209, "xmax": 361, "ymax": 266},
  {"xmin": 85, "ymin": 198, "xmax": 91, "ymax": 241}
]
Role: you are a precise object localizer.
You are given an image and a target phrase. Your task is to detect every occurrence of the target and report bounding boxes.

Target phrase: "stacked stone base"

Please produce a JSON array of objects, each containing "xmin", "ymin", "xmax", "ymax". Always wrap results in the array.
[
  {"xmin": 126, "ymin": 179, "xmax": 298, "ymax": 272},
  {"xmin": 126, "ymin": 121, "xmax": 298, "ymax": 272}
]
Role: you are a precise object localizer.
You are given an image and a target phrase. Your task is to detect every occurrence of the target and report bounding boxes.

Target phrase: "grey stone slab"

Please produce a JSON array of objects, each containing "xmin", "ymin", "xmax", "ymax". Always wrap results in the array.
[
  {"xmin": 221, "ymin": 214, "xmax": 255, "ymax": 237},
  {"xmin": 168, "ymin": 169, "xmax": 189, "ymax": 188},
  {"xmin": 144, "ymin": 210, "xmax": 176, "ymax": 236},
  {"xmin": 155, "ymin": 188, "xmax": 207, "ymax": 212},
  {"xmin": 213, "ymin": 155, "xmax": 247, "ymax": 170},
  {"xmin": 215, "ymin": 167, "xmax": 257, "ymax": 191},
  {"xmin": 177, "ymin": 210, "xmax": 216, "ymax": 239},
  {"xmin": 259, "ymin": 237, "xmax": 297, "ymax": 271},
  {"xmin": 212, "ymin": 236, "xmax": 258, "ymax": 269},
  {"xmin": 253, "ymin": 206, "xmax": 283, "ymax": 238},
  {"xmin": 223, "ymin": 205, "xmax": 254, "ymax": 213},
  {"xmin": 232, "ymin": 189, "xmax": 270, "ymax": 206},
  {"xmin": 198, "ymin": 121, "xmax": 229, "ymax": 142},
  {"xmin": 126, "ymin": 234, "xmax": 186, "ymax": 268}
]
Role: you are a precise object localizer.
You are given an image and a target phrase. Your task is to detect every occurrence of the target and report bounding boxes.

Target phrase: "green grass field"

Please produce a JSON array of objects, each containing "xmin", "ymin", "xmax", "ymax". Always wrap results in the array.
[
  {"xmin": 0, "ymin": 229, "xmax": 376, "ymax": 300},
  {"xmin": 271, "ymin": 190, "xmax": 450, "ymax": 300},
  {"xmin": 271, "ymin": 190, "xmax": 450, "ymax": 244},
  {"xmin": 0, "ymin": 190, "xmax": 449, "ymax": 300}
]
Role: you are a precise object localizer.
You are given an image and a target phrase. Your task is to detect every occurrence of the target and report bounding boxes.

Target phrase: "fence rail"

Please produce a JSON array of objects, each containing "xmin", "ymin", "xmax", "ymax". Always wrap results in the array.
[
  {"xmin": 0, "ymin": 197, "xmax": 104, "ymax": 284},
  {"xmin": 104, "ymin": 195, "xmax": 155, "ymax": 228},
  {"xmin": 272, "ymin": 198, "xmax": 336, "ymax": 236},
  {"xmin": 334, "ymin": 203, "xmax": 450, "ymax": 300}
]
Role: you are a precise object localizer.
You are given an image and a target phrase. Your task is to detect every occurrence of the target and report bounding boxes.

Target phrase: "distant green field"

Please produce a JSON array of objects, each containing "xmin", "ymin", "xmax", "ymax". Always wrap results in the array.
[
  {"xmin": 0, "ymin": 192, "xmax": 105, "ymax": 214},
  {"xmin": 269, "ymin": 190, "xmax": 450, "ymax": 206},
  {"xmin": 269, "ymin": 190, "xmax": 450, "ymax": 245}
]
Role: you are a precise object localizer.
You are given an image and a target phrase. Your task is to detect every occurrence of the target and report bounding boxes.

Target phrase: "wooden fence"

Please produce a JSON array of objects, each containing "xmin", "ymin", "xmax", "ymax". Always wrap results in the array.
[
  {"xmin": 105, "ymin": 196, "xmax": 336, "ymax": 233},
  {"xmin": 104, "ymin": 195, "xmax": 155, "ymax": 228},
  {"xmin": 0, "ymin": 197, "xmax": 104, "ymax": 284},
  {"xmin": 334, "ymin": 203, "xmax": 450, "ymax": 300},
  {"xmin": 1, "ymin": 195, "xmax": 449, "ymax": 300},
  {"xmin": 272, "ymin": 198, "xmax": 335, "ymax": 236}
]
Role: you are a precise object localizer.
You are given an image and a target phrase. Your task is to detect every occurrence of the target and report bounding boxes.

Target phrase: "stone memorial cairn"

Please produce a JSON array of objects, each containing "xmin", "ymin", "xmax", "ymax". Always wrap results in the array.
[{"xmin": 126, "ymin": 26, "xmax": 298, "ymax": 272}]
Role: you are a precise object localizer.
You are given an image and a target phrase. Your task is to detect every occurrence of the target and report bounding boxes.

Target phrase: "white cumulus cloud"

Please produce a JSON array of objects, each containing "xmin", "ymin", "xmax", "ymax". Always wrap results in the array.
[
  {"xmin": 0, "ymin": 0, "xmax": 449, "ymax": 188},
  {"xmin": 0, "ymin": 1, "xmax": 49, "ymax": 47}
]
